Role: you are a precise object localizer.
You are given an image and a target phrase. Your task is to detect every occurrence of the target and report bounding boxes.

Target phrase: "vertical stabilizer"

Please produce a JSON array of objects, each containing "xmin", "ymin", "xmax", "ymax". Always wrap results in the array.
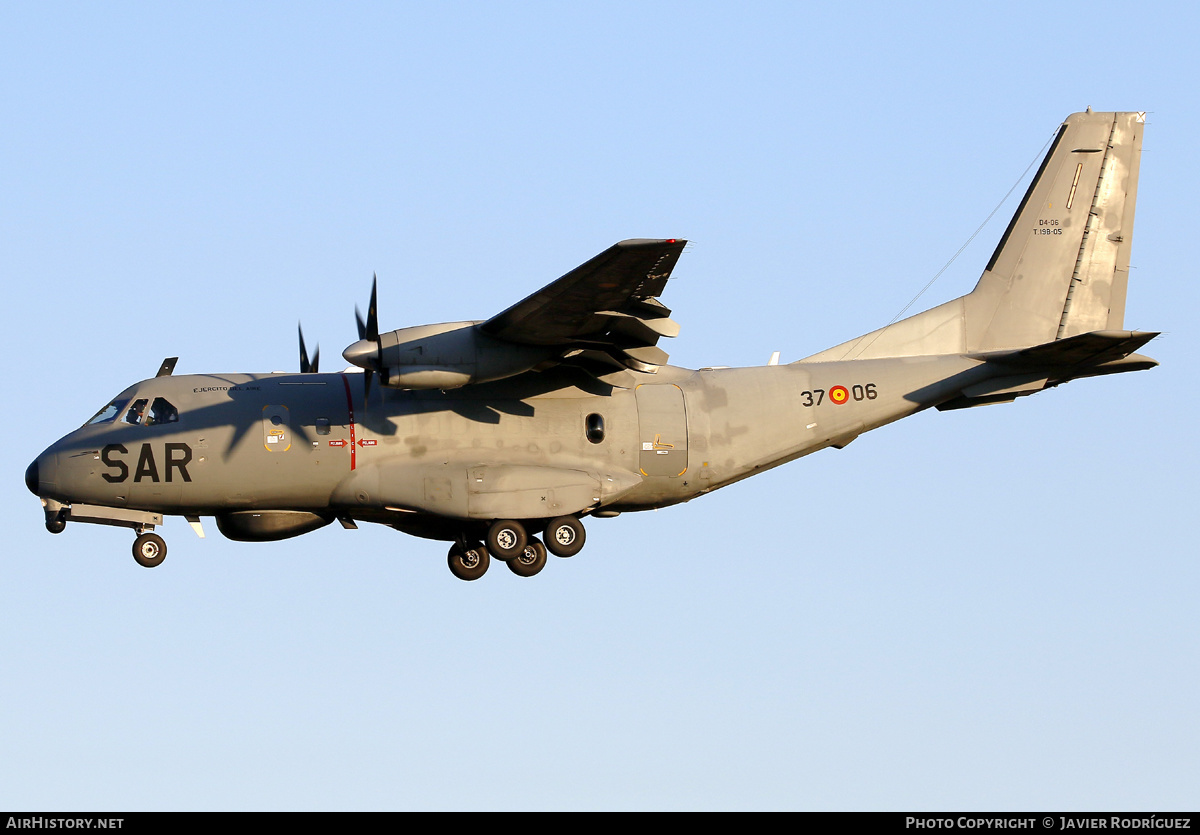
[
  {"xmin": 964, "ymin": 110, "xmax": 1144, "ymax": 351},
  {"xmin": 799, "ymin": 111, "xmax": 1145, "ymax": 363}
]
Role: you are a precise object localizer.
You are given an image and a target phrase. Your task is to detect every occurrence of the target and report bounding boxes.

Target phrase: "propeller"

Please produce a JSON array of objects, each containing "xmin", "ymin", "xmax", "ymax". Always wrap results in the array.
[
  {"xmin": 298, "ymin": 323, "xmax": 319, "ymax": 373},
  {"xmin": 345, "ymin": 273, "xmax": 383, "ymax": 399}
]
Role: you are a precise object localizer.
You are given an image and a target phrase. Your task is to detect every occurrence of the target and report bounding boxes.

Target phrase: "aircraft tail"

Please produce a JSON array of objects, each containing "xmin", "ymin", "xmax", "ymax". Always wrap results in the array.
[{"xmin": 801, "ymin": 110, "xmax": 1147, "ymax": 362}]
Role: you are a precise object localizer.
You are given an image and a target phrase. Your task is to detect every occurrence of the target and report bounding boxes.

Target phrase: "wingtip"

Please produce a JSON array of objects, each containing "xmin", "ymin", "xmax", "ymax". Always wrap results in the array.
[{"xmin": 615, "ymin": 238, "xmax": 687, "ymax": 248}]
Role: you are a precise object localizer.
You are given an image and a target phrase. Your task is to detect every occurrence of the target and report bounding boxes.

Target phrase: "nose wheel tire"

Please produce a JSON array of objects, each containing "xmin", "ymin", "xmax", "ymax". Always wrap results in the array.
[
  {"xmin": 132, "ymin": 533, "xmax": 167, "ymax": 568},
  {"xmin": 448, "ymin": 541, "xmax": 490, "ymax": 581},
  {"xmin": 507, "ymin": 537, "xmax": 547, "ymax": 577},
  {"xmin": 544, "ymin": 516, "xmax": 585, "ymax": 558},
  {"xmin": 486, "ymin": 519, "xmax": 527, "ymax": 561}
]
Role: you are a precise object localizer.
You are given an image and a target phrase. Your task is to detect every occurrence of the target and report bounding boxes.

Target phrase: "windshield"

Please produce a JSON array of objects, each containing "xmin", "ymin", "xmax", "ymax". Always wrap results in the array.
[{"xmin": 84, "ymin": 398, "xmax": 130, "ymax": 426}]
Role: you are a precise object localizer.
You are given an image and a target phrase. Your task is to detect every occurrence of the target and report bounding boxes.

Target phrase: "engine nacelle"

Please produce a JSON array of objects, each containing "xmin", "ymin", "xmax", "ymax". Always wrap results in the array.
[
  {"xmin": 343, "ymin": 322, "xmax": 552, "ymax": 390},
  {"xmin": 215, "ymin": 510, "xmax": 333, "ymax": 542}
]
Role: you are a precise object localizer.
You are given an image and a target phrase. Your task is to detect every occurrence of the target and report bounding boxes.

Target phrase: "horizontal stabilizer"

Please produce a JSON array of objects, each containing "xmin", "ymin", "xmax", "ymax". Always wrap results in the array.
[
  {"xmin": 971, "ymin": 330, "xmax": 1159, "ymax": 370},
  {"xmin": 938, "ymin": 329, "xmax": 1158, "ymax": 411}
]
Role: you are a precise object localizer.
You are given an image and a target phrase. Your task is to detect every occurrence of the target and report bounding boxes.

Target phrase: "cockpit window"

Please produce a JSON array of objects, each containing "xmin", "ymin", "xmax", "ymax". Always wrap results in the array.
[
  {"xmin": 122, "ymin": 397, "xmax": 179, "ymax": 426},
  {"xmin": 148, "ymin": 397, "xmax": 178, "ymax": 425},
  {"xmin": 85, "ymin": 398, "xmax": 129, "ymax": 426},
  {"xmin": 125, "ymin": 399, "xmax": 149, "ymax": 425}
]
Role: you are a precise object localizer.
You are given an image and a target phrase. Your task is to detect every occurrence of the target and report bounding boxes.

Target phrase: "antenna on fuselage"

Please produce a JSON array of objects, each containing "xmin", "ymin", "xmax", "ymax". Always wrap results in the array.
[{"xmin": 156, "ymin": 357, "xmax": 178, "ymax": 377}]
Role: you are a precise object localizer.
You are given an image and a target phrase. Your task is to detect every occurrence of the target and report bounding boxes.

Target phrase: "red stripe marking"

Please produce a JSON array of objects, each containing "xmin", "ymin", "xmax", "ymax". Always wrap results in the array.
[{"xmin": 340, "ymin": 374, "xmax": 357, "ymax": 470}]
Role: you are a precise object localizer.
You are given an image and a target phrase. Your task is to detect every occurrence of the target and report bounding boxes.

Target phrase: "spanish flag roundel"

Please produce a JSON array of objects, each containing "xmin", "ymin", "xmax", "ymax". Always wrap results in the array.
[{"xmin": 829, "ymin": 385, "xmax": 849, "ymax": 405}]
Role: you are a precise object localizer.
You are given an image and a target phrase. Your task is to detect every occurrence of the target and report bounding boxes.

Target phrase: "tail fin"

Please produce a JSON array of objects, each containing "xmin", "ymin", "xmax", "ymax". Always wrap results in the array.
[
  {"xmin": 964, "ymin": 109, "xmax": 1144, "ymax": 351},
  {"xmin": 801, "ymin": 110, "xmax": 1146, "ymax": 362}
]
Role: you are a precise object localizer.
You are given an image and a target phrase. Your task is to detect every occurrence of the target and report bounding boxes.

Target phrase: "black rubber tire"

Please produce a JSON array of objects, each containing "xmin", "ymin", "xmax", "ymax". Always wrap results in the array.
[
  {"xmin": 132, "ymin": 533, "xmax": 167, "ymax": 568},
  {"xmin": 45, "ymin": 517, "xmax": 66, "ymax": 534},
  {"xmin": 544, "ymin": 516, "xmax": 585, "ymax": 558},
  {"xmin": 486, "ymin": 519, "xmax": 527, "ymax": 561},
  {"xmin": 507, "ymin": 537, "xmax": 547, "ymax": 577},
  {"xmin": 447, "ymin": 542, "xmax": 490, "ymax": 581}
]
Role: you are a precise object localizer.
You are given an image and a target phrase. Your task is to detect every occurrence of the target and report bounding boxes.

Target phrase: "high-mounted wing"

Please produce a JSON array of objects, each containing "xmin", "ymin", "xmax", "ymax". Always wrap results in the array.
[
  {"xmin": 341, "ymin": 239, "xmax": 687, "ymax": 391},
  {"xmin": 480, "ymin": 238, "xmax": 686, "ymax": 375}
]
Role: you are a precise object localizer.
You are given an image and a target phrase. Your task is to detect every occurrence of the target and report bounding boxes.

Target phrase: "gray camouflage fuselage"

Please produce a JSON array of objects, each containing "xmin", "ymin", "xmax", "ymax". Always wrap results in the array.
[{"xmin": 25, "ymin": 352, "xmax": 1054, "ymax": 523}]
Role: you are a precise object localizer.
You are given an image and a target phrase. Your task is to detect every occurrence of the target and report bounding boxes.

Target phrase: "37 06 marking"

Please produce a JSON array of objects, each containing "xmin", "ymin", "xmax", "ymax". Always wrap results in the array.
[{"xmin": 802, "ymin": 383, "xmax": 877, "ymax": 407}]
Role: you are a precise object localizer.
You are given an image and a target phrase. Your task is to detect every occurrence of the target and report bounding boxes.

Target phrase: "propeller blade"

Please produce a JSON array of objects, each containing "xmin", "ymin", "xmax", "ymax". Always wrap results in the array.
[
  {"xmin": 349, "ymin": 273, "xmax": 383, "ymax": 402},
  {"xmin": 298, "ymin": 324, "xmax": 319, "ymax": 373},
  {"xmin": 367, "ymin": 273, "xmax": 379, "ymax": 341}
]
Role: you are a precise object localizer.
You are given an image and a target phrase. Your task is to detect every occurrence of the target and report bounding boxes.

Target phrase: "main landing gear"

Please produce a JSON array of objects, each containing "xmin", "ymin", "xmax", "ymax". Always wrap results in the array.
[
  {"xmin": 447, "ymin": 540, "xmax": 490, "ymax": 581},
  {"xmin": 544, "ymin": 516, "xmax": 585, "ymax": 558},
  {"xmin": 507, "ymin": 537, "xmax": 547, "ymax": 577},
  {"xmin": 446, "ymin": 516, "xmax": 587, "ymax": 580}
]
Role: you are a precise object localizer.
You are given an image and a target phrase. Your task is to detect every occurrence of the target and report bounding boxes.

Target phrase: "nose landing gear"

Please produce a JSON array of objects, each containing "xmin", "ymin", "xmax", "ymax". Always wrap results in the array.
[
  {"xmin": 37, "ymin": 502, "xmax": 170, "ymax": 567},
  {"xmin": 132, "ymin": 532, "xmax": 167, "ymax": 568}
]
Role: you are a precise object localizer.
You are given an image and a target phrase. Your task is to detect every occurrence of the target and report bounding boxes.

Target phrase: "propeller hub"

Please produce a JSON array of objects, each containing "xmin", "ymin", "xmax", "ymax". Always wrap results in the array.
[{"xmin": 343, "ymin": 338, "xmax": 380, "ymax": 369}]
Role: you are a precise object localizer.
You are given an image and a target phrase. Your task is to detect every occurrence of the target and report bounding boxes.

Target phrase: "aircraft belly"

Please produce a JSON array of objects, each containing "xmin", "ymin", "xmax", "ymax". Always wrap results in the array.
[{"xmin": 466, "ymin": 465, "xmax": 601, "ymax": 519}]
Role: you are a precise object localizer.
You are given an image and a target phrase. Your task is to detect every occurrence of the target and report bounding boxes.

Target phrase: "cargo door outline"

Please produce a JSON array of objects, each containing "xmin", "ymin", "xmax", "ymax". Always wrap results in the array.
[{"xmin": 635, "ymin": 383, "xmax": 688, "ymax": 477}]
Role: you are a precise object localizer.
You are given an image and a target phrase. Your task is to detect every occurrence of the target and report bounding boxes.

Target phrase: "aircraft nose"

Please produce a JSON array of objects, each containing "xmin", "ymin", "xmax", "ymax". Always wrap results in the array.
[
  {"xmin": 26, "ymin": 450, "xmax": 58, "ymax": 497},
  {"xmin": 25, "ymin": 459, "xmax": 38, "ymax": 495}
]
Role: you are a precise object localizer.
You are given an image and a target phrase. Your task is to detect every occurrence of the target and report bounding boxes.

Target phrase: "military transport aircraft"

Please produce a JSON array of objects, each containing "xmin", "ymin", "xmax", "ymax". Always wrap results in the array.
[{"xmin": 26, "ymin": 110, "xmax": 1157, "ymax": 580}]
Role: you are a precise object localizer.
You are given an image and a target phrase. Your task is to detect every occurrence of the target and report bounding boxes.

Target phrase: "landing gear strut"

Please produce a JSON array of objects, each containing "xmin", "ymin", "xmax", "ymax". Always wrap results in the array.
[{"xmin": 132, "ymin": 532, "xmax": 167, "ymax": 568}]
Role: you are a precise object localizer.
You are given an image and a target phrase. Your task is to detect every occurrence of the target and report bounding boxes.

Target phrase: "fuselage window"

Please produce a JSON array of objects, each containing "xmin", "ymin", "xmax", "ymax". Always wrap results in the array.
[
  {"xmin": 315, "ymin": 418, "xmax": 331, "ymax": 436},
  {"xmin": 585, "ymin": 413, "xmax": 605, "ymax": 444},
  {"xmin": 84, "ymin": 398, "xmax": 129, "ymax": 426}
]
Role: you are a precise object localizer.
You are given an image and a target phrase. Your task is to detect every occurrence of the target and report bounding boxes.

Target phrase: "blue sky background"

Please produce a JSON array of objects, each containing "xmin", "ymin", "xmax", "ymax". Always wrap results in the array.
[{"xmin": 2, "ymin": 2, "xmax": 1196, "ymax": 811}]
